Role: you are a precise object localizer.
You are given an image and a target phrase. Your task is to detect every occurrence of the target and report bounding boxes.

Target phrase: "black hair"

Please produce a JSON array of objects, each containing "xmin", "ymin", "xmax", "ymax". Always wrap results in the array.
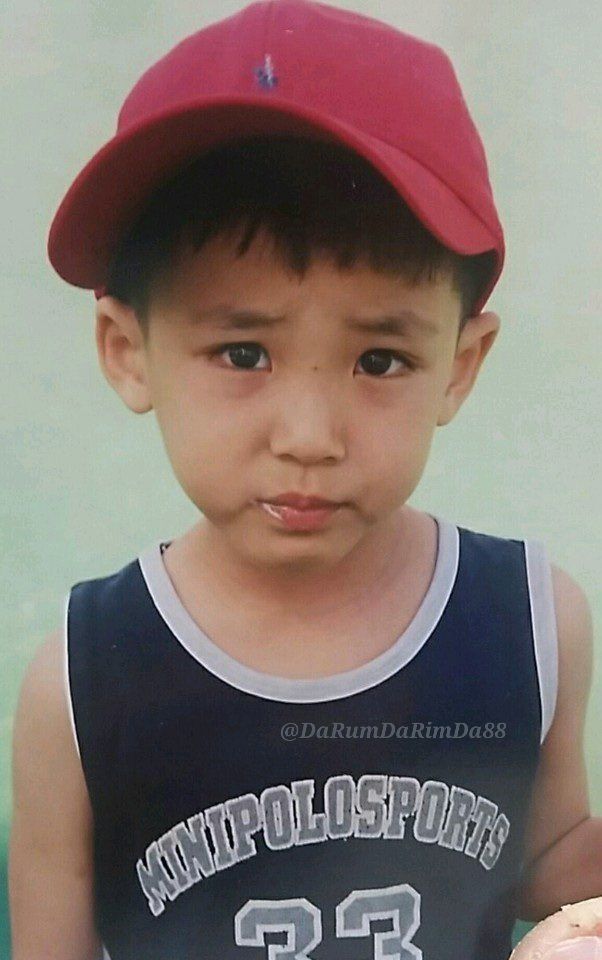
[{"xmin": 104, "ymin": 134, "xmax": 496, "ymax": 340}]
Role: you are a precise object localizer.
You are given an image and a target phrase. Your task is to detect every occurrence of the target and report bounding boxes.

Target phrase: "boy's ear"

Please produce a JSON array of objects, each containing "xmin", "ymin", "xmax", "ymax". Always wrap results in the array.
[
  {"xmin": 94, "ymin": 296, "xmax": 153, "ymax": 414},
  {"xmin": 437, "ymin": 311, "xmax": 500, "ymax": 426}
]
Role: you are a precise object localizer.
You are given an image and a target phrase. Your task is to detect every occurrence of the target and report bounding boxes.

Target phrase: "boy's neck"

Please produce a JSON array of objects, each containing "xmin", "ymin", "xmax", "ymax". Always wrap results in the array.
[{"xmin": 170, "ymin": 504, "xmax": 435, "ymax": 625}]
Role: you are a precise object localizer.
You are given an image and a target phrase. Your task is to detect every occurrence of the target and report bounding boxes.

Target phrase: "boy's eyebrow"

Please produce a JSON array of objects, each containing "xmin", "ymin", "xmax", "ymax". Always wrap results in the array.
[{"xmin": 190, "ymin": 307, "xmax": 440, "ymax": 336}]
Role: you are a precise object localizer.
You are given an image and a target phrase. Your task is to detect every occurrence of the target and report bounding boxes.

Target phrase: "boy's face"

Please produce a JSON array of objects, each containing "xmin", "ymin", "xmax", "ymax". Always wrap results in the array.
[{"xmin": 96, "ymin": 227, "xmax": 499, "ymax": 574}]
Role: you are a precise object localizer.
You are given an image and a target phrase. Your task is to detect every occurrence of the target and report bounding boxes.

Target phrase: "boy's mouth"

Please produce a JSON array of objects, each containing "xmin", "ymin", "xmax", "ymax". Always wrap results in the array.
[
  {"xmin": 255, "ymin": 498, "xmax": 342, "ymax": 531},
  {"xmin": 261, "ymin": 492, "xmax": 342, "ymax": 509}
]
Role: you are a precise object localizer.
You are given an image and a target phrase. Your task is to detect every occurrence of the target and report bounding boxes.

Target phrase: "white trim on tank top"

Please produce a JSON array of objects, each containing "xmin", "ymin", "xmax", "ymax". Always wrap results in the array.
[
  {"xmin": 62, "ymin": 588, "xmax": 82, "ymax": 763},
  {"xmin": 136, "ymin": 515, "xmax": 460, "ymax": 704},
  {"xmin": 524, "ymin": 539, "xmax": 559, "ymax": 745}
]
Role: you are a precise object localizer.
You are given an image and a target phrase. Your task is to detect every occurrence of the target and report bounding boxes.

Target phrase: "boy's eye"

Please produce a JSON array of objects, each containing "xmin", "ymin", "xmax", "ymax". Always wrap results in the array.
[
  {"xmin": 208, "ymin": 342, "xmax": 413, "ymax": 377},
  {"xmin": 212, "ymin": 342, "xmax": 269, "ymax": 370},
  {"xmin": 357, "ymin": 349, "xmax": 413, "ymax": 377}
]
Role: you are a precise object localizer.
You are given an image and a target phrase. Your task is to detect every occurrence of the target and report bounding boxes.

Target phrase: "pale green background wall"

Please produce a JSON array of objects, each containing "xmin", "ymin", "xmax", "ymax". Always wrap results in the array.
[{"xmin": 1, "ymin": 0, "xmax": 600, "ymax": 955}]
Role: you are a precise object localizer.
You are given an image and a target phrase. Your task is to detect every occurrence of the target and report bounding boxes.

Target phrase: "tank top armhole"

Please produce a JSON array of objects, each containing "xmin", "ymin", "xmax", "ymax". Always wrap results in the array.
[
  {"xmin": 62, "ymin": 588, "xmax": 82, "ymax": 763},
  {"xmin": 524, "ymin": 540, "xmax": 559, "ymax": 746}
]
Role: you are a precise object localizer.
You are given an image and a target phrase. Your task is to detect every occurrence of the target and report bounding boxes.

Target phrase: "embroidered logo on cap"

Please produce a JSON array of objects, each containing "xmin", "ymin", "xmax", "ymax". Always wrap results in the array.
[{"xmin": 254, "ymin": 53, "xmax": 278, "ymax": 89}]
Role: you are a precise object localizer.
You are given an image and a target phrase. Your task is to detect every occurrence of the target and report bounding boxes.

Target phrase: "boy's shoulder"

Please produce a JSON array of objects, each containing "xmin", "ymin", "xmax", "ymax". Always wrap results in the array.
[
  {"xmin": 18, "ymin": 627, "xmax": 65, "ymax": 718},
  {"xmin": 10, "ymin": 627, "xmax": 99, "ymax": 955},
  {"xmin": 14, "ymin": 627, "xmax": 78, "ymax": 777},
  {"xmin": 518, "ymin": 561, "xmax": 593, "ymax": 914},
  {"xmin": 451, "ymin": 519, "xmax": 592, "ymax": 655}
]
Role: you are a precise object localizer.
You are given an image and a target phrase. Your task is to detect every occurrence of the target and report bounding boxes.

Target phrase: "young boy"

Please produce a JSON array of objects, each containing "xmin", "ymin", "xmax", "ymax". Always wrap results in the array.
[{"xmin": 9, "ymin": 1, "xmax": 600, "ymax": 959}]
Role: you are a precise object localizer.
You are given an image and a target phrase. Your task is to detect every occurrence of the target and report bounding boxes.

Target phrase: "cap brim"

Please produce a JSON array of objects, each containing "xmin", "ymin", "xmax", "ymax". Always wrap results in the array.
[{"xmin": 47, "ymin": 96, "xmax": 504, "ymax": 312}]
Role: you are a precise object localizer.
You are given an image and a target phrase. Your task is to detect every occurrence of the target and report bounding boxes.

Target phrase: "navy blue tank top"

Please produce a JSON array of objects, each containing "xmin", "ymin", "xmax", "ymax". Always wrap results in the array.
[{"xmin": 63, "ymin": 517, "xmax": 557, "ymax": 960}]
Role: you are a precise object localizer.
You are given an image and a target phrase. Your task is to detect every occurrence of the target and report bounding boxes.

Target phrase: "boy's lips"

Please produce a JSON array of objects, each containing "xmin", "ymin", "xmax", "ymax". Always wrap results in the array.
[
  {"xmin": 255, "ymin": 498, "xmax": 343, "ymax": 531},
  {"xmin": 259, "ymin": 493, "xmax": 343, "ymax": 510}
]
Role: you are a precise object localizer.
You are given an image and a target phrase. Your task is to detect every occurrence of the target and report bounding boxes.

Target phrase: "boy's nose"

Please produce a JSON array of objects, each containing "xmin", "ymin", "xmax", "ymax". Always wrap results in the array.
[
  {"xmin": 269, "ymin": 377, "xmax": 346, "ymax": 463},
  {"xmin": 270, "ymin": 418, "xmax": 346, "ymax": 464}
]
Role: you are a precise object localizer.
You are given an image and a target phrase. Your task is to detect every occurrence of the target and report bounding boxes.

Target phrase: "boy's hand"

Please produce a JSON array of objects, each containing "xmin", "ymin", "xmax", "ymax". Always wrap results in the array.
[{"xmin": 9, "ymin": 628, "xmax": 103, "ymax": 959}]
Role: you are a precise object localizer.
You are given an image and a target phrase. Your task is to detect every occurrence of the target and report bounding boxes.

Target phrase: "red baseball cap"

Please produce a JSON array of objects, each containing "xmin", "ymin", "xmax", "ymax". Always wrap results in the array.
[{"xmin": 47, "ymin": 0, "xmax": 505, "ymax": 313}]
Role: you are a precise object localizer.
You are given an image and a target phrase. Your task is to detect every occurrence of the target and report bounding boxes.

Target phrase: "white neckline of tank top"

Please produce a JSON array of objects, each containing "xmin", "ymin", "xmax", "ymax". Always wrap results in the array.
[{"xmin": 136, "ymin": 515, "xmax": 460, "ymax": 704}]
